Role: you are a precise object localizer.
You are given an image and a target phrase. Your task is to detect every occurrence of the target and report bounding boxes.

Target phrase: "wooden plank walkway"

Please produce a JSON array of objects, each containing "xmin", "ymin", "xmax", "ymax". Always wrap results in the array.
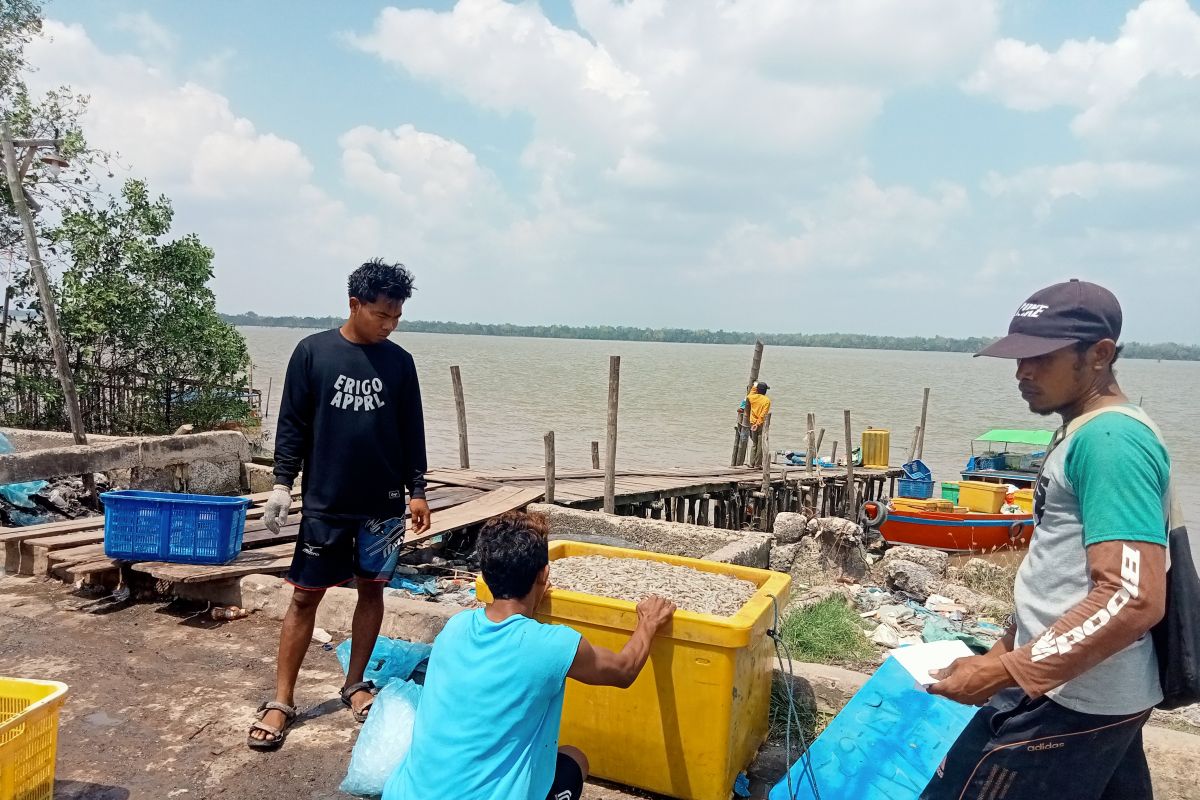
[{"xmin": 3, "ymin": 459, "xmax": 903, "ymax": 588}]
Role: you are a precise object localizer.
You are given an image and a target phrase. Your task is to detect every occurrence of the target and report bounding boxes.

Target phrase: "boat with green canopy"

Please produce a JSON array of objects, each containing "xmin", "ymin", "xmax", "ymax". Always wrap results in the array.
[{"xmin": 960, "ymin": 428, "xmax": 1055, "ymax": 489}]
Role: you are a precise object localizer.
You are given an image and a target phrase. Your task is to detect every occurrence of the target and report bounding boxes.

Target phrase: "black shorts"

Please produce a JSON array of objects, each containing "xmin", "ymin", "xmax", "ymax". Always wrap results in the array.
[
  {"xmin": 545, "ymin": 752, "xmax": 583, "ymax": 800},
  {"xmin": 286, "ymin": 515, "xmax": 405, "ymax": 590},
  {"xmin": 921, "ymin": 687, "xmax": 1153, "ymax": 800}
]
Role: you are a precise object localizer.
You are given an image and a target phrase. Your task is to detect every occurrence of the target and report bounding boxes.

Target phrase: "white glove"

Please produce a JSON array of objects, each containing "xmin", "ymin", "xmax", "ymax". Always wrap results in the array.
[{"xmin": 263, "ymin": 485, "xmax": 293, "ymax": 534}]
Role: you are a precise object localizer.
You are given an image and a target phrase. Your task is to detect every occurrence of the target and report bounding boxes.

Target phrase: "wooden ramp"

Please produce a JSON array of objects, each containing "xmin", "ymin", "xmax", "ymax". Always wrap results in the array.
[{"xmin": 129, "ymin": 485, "xmax": 543, "ymax": 585}]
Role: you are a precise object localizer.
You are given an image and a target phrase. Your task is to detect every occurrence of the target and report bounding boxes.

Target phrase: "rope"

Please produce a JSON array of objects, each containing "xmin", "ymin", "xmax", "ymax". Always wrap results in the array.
[{"xmin": 767, "ymin": 594, "xmax": 822, "ymax": 800}]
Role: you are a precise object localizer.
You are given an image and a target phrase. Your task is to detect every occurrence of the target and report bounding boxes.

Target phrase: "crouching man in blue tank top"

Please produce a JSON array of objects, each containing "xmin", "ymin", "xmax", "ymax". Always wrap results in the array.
[{"xmin": 384, "ymin": 511, "xmax": 676, "ymax": 800}]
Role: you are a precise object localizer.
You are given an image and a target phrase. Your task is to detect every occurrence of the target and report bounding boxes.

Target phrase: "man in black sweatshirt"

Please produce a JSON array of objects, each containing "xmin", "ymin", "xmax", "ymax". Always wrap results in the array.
[{"xmin": 248, "ymin": 259, "xmax": 431, "ymax": 750}]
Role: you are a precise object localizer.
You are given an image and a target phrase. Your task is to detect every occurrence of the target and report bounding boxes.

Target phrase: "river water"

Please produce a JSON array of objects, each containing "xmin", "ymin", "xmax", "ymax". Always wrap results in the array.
[{"xmin": 242, "ymin": 327, "xmax": 1199, "ymax": 510}]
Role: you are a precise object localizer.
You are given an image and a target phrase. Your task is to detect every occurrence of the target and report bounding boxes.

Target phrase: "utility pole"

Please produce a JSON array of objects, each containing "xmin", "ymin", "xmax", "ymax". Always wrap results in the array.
[{"xmin": 1, "ymin": 118, "xmax": 89, "ymax": 451}]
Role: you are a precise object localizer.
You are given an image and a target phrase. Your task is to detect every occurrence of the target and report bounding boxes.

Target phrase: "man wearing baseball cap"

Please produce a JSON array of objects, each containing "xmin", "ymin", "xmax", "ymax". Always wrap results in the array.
[{"xmin": 922, "ymin": 280, "xmax": 1171, "ymax": 799}]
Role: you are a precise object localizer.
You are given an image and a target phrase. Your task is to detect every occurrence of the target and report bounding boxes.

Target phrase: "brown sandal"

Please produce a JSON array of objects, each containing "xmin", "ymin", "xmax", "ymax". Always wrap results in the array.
[
  {"xmin": 247, "ymin": 701, "xmax": 298, "ymax": 751},
  {"xmin": 339, "ymin": 681, "xmax": 376, "ymax": 723}
]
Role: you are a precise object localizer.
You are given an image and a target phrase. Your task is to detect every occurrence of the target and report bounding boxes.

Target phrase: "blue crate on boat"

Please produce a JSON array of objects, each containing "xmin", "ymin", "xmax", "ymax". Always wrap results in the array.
[
  {"xmin": 972, "ymin": 453, "xmax": 1006, "ymax": 471},
  {"xmin": 901, "ymin": 459, "xmax": 932, "ymax": 482},
  {"xmin": 101, "ymin": 490, "xmax": 249, "ymax": 564},
  {"xmin": 897, "ymin": 479, "xmax": 935, "ymax": 500}
]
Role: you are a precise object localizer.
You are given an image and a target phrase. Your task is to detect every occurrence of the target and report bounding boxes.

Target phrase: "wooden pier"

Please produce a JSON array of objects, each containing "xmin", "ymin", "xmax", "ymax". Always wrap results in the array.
[{"xmin": 2, "ymin": 460, "xmax": 904, "ymax": 591}]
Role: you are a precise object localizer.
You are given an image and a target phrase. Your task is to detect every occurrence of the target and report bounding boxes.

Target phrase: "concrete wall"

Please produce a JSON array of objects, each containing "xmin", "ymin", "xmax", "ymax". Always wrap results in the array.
[
  {"xmin": 0, "ymin": 428, "xmax": 126, "ymax": 451},
  {"xmin": 0, "ymin": 429, "xmax": 251, "ymax": 495}
]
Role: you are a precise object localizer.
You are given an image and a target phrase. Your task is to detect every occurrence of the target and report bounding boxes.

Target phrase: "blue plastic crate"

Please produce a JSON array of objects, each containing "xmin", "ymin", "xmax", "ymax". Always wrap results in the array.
[
  {"xmin": 901, "ymin": 459, "xmax": 932, "ymax": 482},
  {"xmin": 974, "ymin": 455, "xmax": 1005, "ymax": 471},
  {"xmin": 897, "ymin": 479, "xmax": 935, "ymax": 499},
  {"xmin": 101, "ymin": 490, "xmax": 249, "ymax": 564}
]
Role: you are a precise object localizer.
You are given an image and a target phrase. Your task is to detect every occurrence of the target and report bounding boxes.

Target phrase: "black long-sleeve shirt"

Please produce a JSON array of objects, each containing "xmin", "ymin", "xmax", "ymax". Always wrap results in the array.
[{"xmin": 273, "ymin": 329, "xmax": 428, "ymax": 520}]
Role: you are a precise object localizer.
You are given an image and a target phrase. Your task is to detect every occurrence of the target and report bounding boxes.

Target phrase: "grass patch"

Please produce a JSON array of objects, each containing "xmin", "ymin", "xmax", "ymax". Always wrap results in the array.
[
  {"xmin": 768, "ymin": 677, "xmax": 835, "ymax": 746},
  {"xmin": 780, "ymin": 596, "xmax": 876, "ymax": 665},
  {"xmin": 958, "ymin": 559, "xmax": 1018, "ymax": 606}
]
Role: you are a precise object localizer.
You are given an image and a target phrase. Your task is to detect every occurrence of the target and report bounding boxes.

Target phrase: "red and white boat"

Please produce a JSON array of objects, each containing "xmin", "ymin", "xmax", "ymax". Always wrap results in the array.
[{"xmin": 870, "ymin": 503, "xmax": 1033, "ymax": 553}]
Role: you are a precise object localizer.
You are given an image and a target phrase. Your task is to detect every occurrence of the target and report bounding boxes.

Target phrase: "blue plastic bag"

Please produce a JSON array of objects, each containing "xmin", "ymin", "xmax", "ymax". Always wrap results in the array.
[
  {"xmin": 340, "ymin": 679, "xmax": 423, "ymax": 797},
  {"xmin": 336, "ymin": 636, "xmax": 433, "ymax": 689}
]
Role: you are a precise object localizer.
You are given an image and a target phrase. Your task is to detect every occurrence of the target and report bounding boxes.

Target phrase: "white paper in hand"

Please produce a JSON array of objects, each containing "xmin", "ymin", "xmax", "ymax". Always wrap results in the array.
[{"xmin": 889, "ymin": 640, "xmax": 975, "ymax": 686}]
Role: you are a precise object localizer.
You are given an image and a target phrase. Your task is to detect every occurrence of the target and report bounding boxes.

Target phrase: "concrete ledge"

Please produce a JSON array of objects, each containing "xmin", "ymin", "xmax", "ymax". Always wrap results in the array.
[
  {"xmin": 243, "ymin": 462, "xmax": 278, "ymax": 493},
  {"xmin": 704, "ymin": 533, "xmax": 772, "ymax": 569},
  {"xmin": 0, "ymin": 430, "xmax": 250, "ymax": 486},
  {"xmin": 237, "ymin": 574, "xmax": 461, "ymax": 642},
  {"xmin": 0, "ymin": 440, "xmax": 142, "ymax": 484},
  {"xmin": 139, "ymin": 431, "xmax": 250, "ymax": 468},
  {"xmin": 0, "ymin": 428, "xmax": 126, "ymax": 450},
  {"xmin": 774, "ymin": 660, "xmax": 870, "ymax": 714},
  {"xmin": 530, "ymin": 503, "xmax": 738, "ymax": 559}
]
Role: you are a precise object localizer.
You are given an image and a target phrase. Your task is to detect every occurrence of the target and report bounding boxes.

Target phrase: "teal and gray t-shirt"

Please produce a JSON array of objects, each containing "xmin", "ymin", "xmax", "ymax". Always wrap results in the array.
[{"xmin": 1012, "ymin": 407, "xmax": 1171, "ymax": 715}]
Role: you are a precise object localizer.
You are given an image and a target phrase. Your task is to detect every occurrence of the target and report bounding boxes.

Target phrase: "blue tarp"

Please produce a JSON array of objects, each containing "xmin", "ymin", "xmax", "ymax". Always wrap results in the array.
[
  {"xmin": 0, "ymin": 432, "xmax": 50, "ymax": 524},
  {"xmin": 770, "ymin": 657, "xmax": 978, "ymax": 800}
]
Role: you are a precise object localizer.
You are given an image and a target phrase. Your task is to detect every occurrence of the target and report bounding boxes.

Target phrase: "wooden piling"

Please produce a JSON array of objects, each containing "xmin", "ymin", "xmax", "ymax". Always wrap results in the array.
[
  {"xmin": 543, "ymin": 430, "xmax": 555, "ymax": 504},
  {"xmin": 916, "ymin": 387, "xmax": 930, "ymax": 459},
  {"xmin": 451, "ymin": 365, "xmax": 470, "ymax": 469},
  {"xmin": 731, "ymin": 340, "xmax": 764, "ymax": 466},
  {"xmin": 843, "ymin": 410, "xmax": 856, "ymax": 520},
  {"xmin": 815, "ymin": 427, "xmax": 825, "ymax": 454},
  {"xmin": 604, "ymin": 356, "xmax": 620, "ymax": 514},
  {"xmin": 805, "ymin": 412, "xmax": 816, "ymax": 475},
  {"xmin": 590, "ymin": 441, "xmax": 600, "ymax": 470},
  {"xmin": 830, "ymin": 441, "xmax": 839, "ymax": 464},
  {"xmin": 907, "ymin": 425, "xmax": 921, "ymax": 463}
]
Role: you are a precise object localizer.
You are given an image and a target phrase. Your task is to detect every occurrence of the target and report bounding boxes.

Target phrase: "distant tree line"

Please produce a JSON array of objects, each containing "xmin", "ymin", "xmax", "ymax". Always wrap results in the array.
[{"xmin": 219, "ymin": 312, "xmax": 1200, "ymax": 361}]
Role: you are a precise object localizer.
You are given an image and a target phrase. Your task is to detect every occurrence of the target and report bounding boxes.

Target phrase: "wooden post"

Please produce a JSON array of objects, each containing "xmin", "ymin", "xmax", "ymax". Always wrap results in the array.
[
  {"xmin": 543, "ymin": 430, "xmax": 555, "ymax": 504},
  {"xmin": 1, "ymin": 121, "xmax": 87, "ymax": 449},
  {"xmin": 263, "ymin": 376, "xmax": 273, "ymax": 420},
  {"xmin": 604, "ymin": 356, "xmax": 620, "ymax": 514},
  {"xmin": 805, "ymin": 412, "xmax": 816, "ymax": 475},
  {"xmin": 730, "ymin": 408, "xmax": 746, "ymax": 467},
  {"xmin": 916, "ymin": 387, "xmax": 931, "ymax": 459},
  {"xmin": 760, "ymin": 431, "xmax": 775, "ymax": 530},
  {"xmin": 907, "ymin": 425, "xmax": 921, "ymax": 463},
  {"xmin": 843, "ymin": 410, "xmax": 856, "ymax": 520},
  {"xmin": 732, "ymin": 339, "xmax": 765, "ymax": 465},
  {"xmin": 590, "ymin": 440, "xmax": 600, "ymax": 470},
  {"xmin": 0, "ymin": 284, "xmax": 12, "ymax": 379},
  {"xmin": 451, "ymin": 365, "xmax": 470, "ymax": 469},
  {"xmin": 815, "ymin": 427, "xmax": 825, "ymax": 454},
  {"xmin": 830, "ymin": 441, "xmax": 839, "ymax": 464}
]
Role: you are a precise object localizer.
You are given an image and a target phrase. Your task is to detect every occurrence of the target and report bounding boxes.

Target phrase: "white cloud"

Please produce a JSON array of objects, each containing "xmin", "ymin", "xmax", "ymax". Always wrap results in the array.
[
  {"xmin": 340, "ymin": 124, "xmax": 512, "ymax": 230},
  {"xmin": 703, "ymin": 175, "xmax": 970, "ymax": 278},
  {"xmin": 24, "ymin": 20, "xmax": 374, "ymax": 313},
  {"xmin": 112, "ymin": 11, "xmax": 177, "ymax": 53},
  {"xmin": 984, "ymin": 160, "xmax": 1180, "ymax": 201},
  {"xmin": 965, "ymin": 0, "xmax": 1200, "ymax": 157},
  {"xmin": 348, "ymin": 0, "xmax": 998, "ymax": 188}
]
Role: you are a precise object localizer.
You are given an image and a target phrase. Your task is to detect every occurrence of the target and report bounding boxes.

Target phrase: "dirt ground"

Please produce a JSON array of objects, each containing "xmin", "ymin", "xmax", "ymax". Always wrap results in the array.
[{"xmin": 0, "ymin": 575, "xmax": 729, "ymax": 800}]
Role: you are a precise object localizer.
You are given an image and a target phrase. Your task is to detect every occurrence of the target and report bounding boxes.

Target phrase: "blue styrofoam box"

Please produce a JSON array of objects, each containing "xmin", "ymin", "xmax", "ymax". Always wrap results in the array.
[{"xmin": 769, "ymin": 657, "xmax": 978, "ymax": 800}]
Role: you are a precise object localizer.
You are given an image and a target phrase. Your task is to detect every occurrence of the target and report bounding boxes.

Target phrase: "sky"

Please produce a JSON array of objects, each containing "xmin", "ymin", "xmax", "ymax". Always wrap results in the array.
[{"xmin": 18, "ymin": 0, "xmax": 1200, "ymax": 342}]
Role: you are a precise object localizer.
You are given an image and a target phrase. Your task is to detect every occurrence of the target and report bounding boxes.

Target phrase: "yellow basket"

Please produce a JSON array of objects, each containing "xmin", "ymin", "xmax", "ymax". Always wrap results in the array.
[
  {"xmin": 477, "ymin": 541, "xmax": 791, "ymax": 800},
  {"xmin": 0, "ymin": 678, "xmax": 68, "ymax": 800},
  {"xmin": 1014, "ymin": 488, "xmax": 1034, "ymax": 513}
]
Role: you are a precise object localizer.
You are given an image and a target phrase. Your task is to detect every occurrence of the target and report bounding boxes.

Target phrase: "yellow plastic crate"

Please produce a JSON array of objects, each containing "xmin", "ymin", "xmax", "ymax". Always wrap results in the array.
[
  {"xmin": 477, "ymin": 541, "xmax": 791, "ymax": 800},
  {"xmin": 1014, "ymin": 488, "xmax": 1034, "ymax": 513},
  {"xmin": 958, "ymin": 481, "xmax": 1008, "ymax": 514},
  {"xmin": 0, "ymin": 678, "xmax": 68, "ymax": 800}
]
